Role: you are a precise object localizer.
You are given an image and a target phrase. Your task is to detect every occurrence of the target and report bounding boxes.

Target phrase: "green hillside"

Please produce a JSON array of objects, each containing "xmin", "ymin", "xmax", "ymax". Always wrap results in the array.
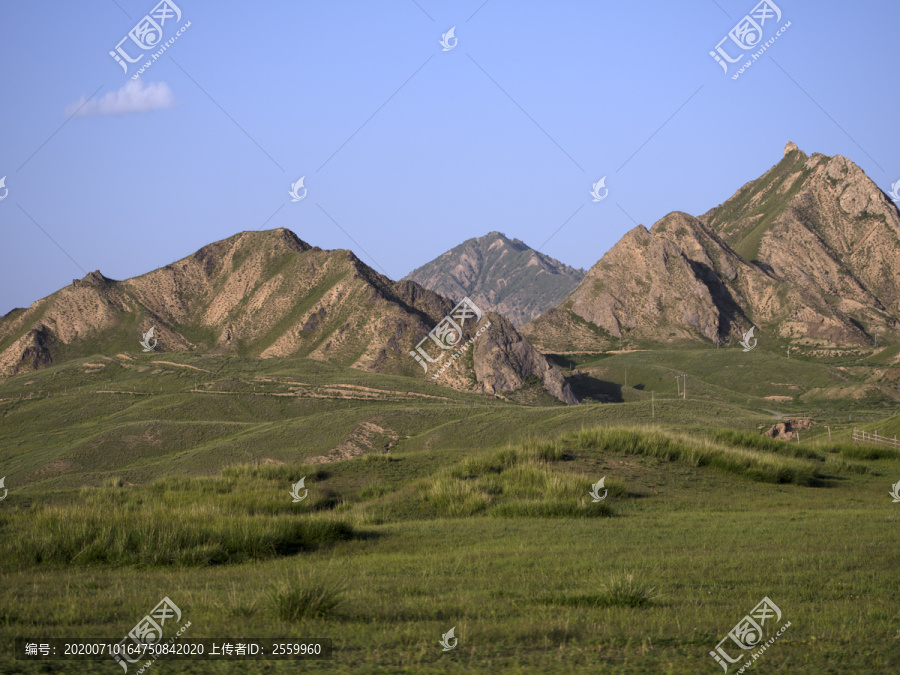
[{"xmin": 1, "ymin": 351, "xmax": 898, "ymax": 673}]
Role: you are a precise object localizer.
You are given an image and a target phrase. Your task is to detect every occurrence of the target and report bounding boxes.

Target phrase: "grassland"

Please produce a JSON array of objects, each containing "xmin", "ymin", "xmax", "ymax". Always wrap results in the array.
[{"xmin": 0, "ymin": 350, "xmax": 898, "ymax": 673}]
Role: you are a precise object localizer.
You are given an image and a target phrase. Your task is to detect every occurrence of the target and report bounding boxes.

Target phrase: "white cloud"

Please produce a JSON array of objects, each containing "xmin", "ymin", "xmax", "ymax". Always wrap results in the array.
[{"xmin": 65, "ymin": 80, "xmax": 176, "ymax": 118}]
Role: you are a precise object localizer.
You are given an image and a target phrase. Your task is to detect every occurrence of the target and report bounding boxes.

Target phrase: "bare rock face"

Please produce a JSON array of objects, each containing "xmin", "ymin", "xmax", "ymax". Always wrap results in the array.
[
  {"xmin": 570, "ymin": 224, "xmax": 721, "ymax": 341},
  {"xmin": 473, "ymin": 313, "xmax": 578, "ymax": 404},
  {"xmin": 523, "ymin": 213, "xmax": 764, "ymax": 349},
  {"xmin": 0, "ymin": 326, "xmax": 54, "ymax": 376}
]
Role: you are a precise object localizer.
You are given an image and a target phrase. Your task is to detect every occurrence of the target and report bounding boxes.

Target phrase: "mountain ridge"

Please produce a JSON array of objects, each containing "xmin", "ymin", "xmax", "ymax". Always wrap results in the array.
[{"xmin": 0, "ymin": 229, "xmax": 576, "ymax": 404}]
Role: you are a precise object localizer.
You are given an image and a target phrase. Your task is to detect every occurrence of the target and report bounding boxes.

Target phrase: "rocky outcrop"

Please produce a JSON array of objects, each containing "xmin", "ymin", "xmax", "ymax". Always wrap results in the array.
[
  {"xmin": 473, "ymin": 313, "xmax": 578, "ymax": 404},
  {"xmin": 763, "ymin": 417, "xmax": 813, "ymax": 440},
  {"xmin": 0, "ymin": 325, "xmax": 54, "ymax": 377}
]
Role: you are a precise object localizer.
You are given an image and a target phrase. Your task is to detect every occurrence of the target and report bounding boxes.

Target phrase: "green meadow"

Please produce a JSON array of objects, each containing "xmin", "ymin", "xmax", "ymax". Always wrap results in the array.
[{"xmin": 0, "ymin": 350, "xmax": 898, "ymax": 673}]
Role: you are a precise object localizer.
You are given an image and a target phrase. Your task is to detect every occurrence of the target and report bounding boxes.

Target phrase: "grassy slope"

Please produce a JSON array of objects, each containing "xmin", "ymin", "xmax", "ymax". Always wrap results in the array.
[
  {"xmin": 702, "ymin": 148, "xmax": 811, "ymax": 262},
  {"xmin": 554, "ymin": 347, "xmax": 899, "ymax": 428},
  {"xmin": 0, "ymin": 351, "xmax": 898, "ymax": 673},
  {"xmin": 0, "ymin": 352, "xmax": 779, "ymax": 493}
]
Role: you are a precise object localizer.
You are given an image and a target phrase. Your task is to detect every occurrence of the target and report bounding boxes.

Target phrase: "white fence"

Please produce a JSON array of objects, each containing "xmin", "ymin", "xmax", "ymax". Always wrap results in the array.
[{"xmin": 852, "ymin": 428, "xmax": 900, "ymax": 450}]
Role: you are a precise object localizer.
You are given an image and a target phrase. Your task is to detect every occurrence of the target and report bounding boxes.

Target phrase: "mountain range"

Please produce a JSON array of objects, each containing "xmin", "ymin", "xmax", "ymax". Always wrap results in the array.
[{"xmin": 2, "ymin": 142, "xmax": 897, "ymax": 404}]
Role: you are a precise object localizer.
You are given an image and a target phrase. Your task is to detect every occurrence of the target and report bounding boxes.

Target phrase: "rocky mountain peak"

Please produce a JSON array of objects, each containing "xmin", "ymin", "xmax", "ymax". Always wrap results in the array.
[
  {"xmin": 404, "ymin": 232, "xmax": 585, "ymax": 326},
  {"xmin": 524, "ymin": 143, "xmax": 900, "ymax": 353}
]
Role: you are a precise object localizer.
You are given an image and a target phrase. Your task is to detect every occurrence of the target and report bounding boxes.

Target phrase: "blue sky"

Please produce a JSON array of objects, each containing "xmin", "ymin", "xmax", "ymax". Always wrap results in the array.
[{"xmin": 1, "ymin": 0, "xmax": 898, "ymax": 316}]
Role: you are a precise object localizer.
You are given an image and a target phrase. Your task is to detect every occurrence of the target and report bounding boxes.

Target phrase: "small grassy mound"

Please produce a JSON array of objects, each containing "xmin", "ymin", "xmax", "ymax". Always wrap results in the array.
[
  {"xmin": 399, "ymin": 424, "xmax": 834, "ymax": 522},
  {"xmin": 708, "ymin": 429, "xmax": 823, "ymax": 460},
  {"xmin": 572, "ymin": 426, "xmax": 823, "ymax": 485},
  {"xmin": 827, "ymin": 442, "xmax": 900, "ymax": 460},
  {"xmin": 422, "ymin": 440, "xmax": 624, "ymax": 518},
  {"xmin": 6, "ymin": 472, "xmax": 354, "ymax": 568}
]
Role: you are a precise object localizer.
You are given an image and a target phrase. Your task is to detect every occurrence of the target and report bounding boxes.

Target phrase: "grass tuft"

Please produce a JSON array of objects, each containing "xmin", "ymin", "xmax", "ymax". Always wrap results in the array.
[
  {"xmin": 268, "ymin": 572, "xmax": 345, "ymax": 621},
  {"xmin": 550, "ymin": 572, "xmax": 657, "ymax": 608},
  {"xmin": 599, "ymin": 572, "xmax": 658, "ymax": 607}
]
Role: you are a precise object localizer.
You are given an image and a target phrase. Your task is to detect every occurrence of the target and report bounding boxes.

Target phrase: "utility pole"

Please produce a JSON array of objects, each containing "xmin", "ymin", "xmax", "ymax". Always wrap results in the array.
[
  {"xmin": 652, "ymin": 390, "xmax": 655, "ymax": 418},
  {"xmin": 675, "ymin": 374, "xmax": 686, "ymax": 399}
]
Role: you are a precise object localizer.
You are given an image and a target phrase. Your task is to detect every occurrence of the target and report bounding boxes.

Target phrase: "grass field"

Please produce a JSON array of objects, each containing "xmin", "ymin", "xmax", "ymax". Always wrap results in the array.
[{"xmin": 1, "ymin": 350, "xmax": 898, "ymax": 673}]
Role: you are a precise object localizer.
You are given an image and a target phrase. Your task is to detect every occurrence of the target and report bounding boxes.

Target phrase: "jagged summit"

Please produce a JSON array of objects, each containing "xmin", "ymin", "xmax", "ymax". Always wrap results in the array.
[{"xmin": 73, "ymin": 270, "xmax": 114, "ymax": 286}]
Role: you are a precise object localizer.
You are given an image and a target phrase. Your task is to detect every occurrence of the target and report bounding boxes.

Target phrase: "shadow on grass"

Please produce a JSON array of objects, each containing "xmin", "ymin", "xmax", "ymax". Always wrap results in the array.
[{"xmin": 566, "ymin": 373, "xmax": 623, "ymax": 403}]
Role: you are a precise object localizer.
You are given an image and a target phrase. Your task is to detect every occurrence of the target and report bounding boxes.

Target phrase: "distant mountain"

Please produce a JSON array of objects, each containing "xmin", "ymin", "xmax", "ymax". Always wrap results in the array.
[
  {"xmin": 404, "ymin": 231, "xmax": 585, "ymax": 326},
  {"xmin": 0, "ymin": 229, "xmax": 575, "ymax": 404},
  {"xmin": 523, "ymin": 143, "xmax": 900, "ymax": 353}
]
